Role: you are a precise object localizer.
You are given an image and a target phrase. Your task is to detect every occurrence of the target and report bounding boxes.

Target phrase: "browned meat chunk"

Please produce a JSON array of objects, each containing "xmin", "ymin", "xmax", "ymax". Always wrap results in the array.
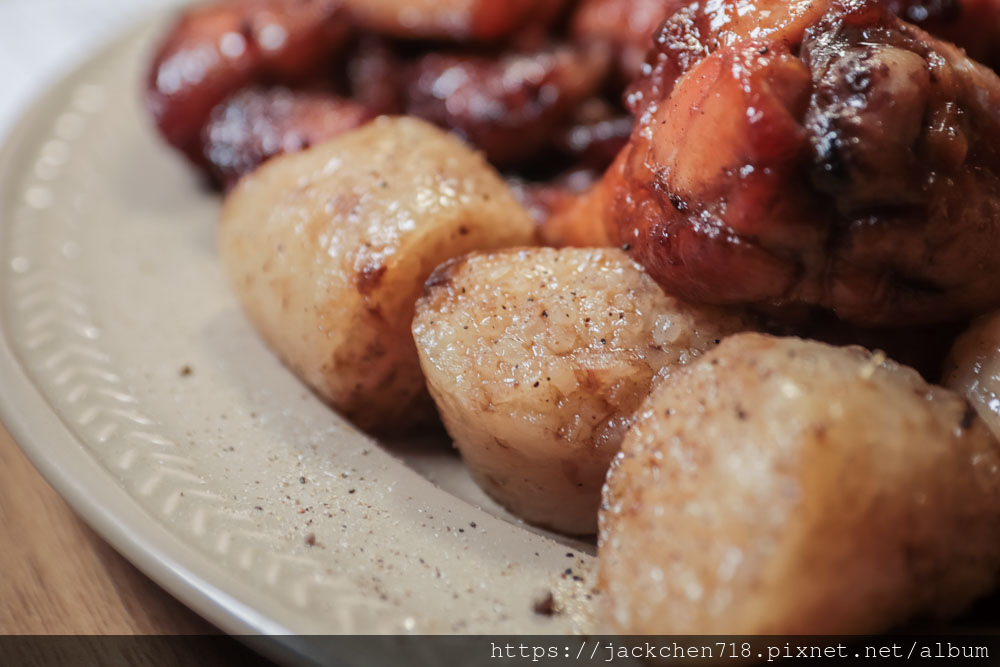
[
  {"xmin": 560, "ymin": 0, "xmax": 1000, "ymax": 325},
  {"xmin": 406, "ymin": 45, "xmax": 607, "ymax": 167},
  {"xmin": 146, "ymin": 0, "xmax": 348, "ymax": 164},
  {"xmin": 201, "ymin": 88, "xmax": 374, "ymax": 188}
]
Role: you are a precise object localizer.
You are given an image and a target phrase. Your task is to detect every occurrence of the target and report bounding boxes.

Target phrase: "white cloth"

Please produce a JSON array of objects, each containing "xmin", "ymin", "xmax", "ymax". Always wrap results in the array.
[{"xmin": 0, "ymin": 0, "xmax": 181, "ymax": 136}]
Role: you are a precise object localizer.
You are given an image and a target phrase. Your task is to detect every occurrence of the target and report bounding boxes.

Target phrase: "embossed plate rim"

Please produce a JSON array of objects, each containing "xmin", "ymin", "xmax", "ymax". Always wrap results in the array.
[{"xmin": 0, "ymin": 15, "xmax": 347, "ymax": 663}]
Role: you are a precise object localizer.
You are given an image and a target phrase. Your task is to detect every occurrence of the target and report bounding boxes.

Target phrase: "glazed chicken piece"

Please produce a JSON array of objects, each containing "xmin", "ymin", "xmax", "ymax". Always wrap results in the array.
[
  {"xmin": 406, "ymin": 45, "xmax": 608, "ymax": 167},
  {"xmin": 559, "ymin": 0, "xmax": 1000, "ymax": 326},
  {"xmin": 147, "ymin": 0, "xmax": 348, "ymax": 164},
  {"xmin": 200, "ymin": 88, "xmax": 374, "ymax": 189}
]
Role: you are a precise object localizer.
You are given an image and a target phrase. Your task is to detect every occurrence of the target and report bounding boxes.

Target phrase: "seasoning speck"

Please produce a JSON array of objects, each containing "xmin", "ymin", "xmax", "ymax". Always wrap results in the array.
[
  {"xmin": 960, "ymin": 403, "xmax": 978, "ymax": 430},
  {"xmin": 532, "ymin": 591, "xmax": 557, "ymax": 616},
  {"xmin": 179, "ymin": 365, "xmax": 193, "ymax": 377},
  {"xmin": 304, "ymin": 533, "xmax": 317, "ymax": 547}
]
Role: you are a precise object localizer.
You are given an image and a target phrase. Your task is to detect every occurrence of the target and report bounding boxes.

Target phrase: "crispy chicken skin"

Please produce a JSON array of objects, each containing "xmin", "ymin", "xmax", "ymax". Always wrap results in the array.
[
  {"xmin": 600, "ymin": 333, "xmax": 1000, "ymax": 634},
  {"xmin": 146, "ymin": 0, "xmax": 623, "ymax": 186},
  {"xmin": 146, "ymin": 0, "xmax": 348, "ymax": 164},
  {"xmin": 556, "ymin": 0, "xmax": 1000, "ymax": 325},
  {"xmin": 145, "ymin": 0, "xmax": 572, "ymax": 162}
]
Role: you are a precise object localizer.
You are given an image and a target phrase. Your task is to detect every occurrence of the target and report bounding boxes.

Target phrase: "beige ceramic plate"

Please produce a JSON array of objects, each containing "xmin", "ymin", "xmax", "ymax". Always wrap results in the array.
[{"xmin": 0, "ymin": 13, "xmax": 598, "ymax": 659}]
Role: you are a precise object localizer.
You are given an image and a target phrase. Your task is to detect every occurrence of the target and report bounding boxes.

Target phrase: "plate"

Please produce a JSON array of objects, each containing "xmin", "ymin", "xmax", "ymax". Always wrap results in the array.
[{"xmin": 0, "ymin": 13, "xmax": 598, "ymax": 657}]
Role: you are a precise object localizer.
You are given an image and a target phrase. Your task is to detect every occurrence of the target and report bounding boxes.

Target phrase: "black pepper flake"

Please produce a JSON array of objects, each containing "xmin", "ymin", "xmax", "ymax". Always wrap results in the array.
[
  {"xmin": 179, "ymin": 365, "xmax": 193, "ymax": 377},
  {"xmin": 541, "ymin": 310, "xmax": 548, "ymax": 318},
  {"xmin": 254, "ymin": 505, "xmax": 263, "ymax": 511},
  {"xmin": 565, "ymin": 552, "xmax": 574, "ymax": 558},
  {"xmin": 299, "ymin": 476, "xmax": 307, "ymax": 484},
  {"xmin": 533, "ymin": 591, "xmax": 556, "ymax": 616},
  {"xmin": 533, "ymin": 381, "xmax": 540, "ymax": 388},
  {"xmin": 600, "ymin": 338, "xmax": 607, "ymax": 344},
  {"xmin": 470, "ymin": 522, "xmax": 477, "ymax": 528},
  {"xmin": 960, "ymin": 403, "xmax": 978, "ymax": 430},
  {"xmin": 621, "ymin": 243, "xmax": 631, "ymax": 252},
  {"xmin": 349, "ymin": 489, "xmax": 356, "ymax": 494}
]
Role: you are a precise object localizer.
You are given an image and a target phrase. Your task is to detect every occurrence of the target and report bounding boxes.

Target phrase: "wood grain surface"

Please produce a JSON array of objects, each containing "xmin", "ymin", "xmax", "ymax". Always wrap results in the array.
[{"xmin": 0, "ymin": 421, "xmax": 272, "ymax": 664}]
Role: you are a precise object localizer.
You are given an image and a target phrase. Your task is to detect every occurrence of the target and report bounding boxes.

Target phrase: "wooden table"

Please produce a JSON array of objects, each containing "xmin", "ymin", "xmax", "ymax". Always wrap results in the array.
[{"xmin": 0, "ymin": 422, "xmax": 272, "ymax": 663}]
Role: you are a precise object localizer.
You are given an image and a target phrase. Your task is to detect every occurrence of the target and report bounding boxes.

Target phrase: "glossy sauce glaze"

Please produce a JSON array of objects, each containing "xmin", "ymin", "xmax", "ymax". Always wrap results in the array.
[{"xmin": 556, "ymin": 0, "xmax": 1000, "ymax": 325}]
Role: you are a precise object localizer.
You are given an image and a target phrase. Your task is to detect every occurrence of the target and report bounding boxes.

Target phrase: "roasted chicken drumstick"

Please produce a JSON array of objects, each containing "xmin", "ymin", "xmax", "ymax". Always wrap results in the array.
[{"xmin": 554, "ymin": 0, "xmax": 1000, "ymax": 326}]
